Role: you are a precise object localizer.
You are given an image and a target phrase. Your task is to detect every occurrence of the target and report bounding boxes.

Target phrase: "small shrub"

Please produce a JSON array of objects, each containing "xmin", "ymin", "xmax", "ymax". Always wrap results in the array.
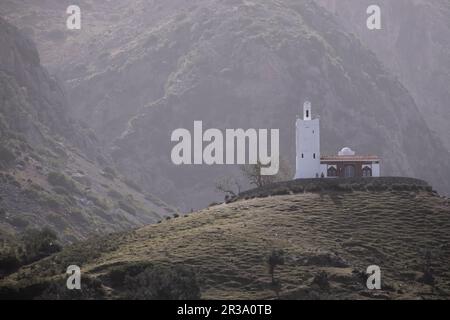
[
  {"xmin": 38, "ymin": 276, "xmax": 105, "ymax": 300},
  {"xmin": 312, "ymin": 271, "xmax": 330, "ymax": 290},
  {"xmin": 92, "ymin": 207, "xmax": 113, "ymax": 222},
  {"xmin": 0, "ymin": 145, "xmax": 16, "ymax": 167},
  {"xmin": 45, "ymin": 29, "xmax": 66, "ymax": 42},
  {"xmin": 86, "ymin": 194, "xmax": 109, "ymax": 210},
  {"xmin": 271, "ymin": 187, "xmax": 290, "ymax": 196},
  {"xmin": 47, "ymin": 214, "xmax": 68, "ymax": 230},
  {"xmin": 69, "ymin": 210, "xmax": 87, "ymax": 224},
  {"xmin": 209, "ymin": 202, "xmax": 221, "ymax": 207},
  {"xmin": 47, "ymin": 172, "xmax": 79, "ymax": 194},
  {"xmin": 19, "ymin": 228, "xmax": 62, "ymax": 264},
  {"xmin": 419, "ymin": 269, "xmax": 435, "ymax": 286},
  {"xmin": 107, "ymin": 189, "xmax": 123, "ymax": 200},
  {"xmin": 304, "ymin": 185, "xmax": 322, "ymax": 193},
  {"xmin": 52, "ymin": 186, "xmax": 69, "ymax": 196},
  {"xmin": 118, "ymin": 265, "xmax": 201, "ymax": 300},
  {"xmin": 419, "ymin": 251, "xmax": 435, "ymax": 286},
  {"xmin": 123, "ymin": 179, "xmax": 142, "ymax": 192},
  {"xmin": 103, "ymin": 167, "xmax": 117, "ymax": 178},
  {"xmin": 9, "ymin": 216, "xmax": 29, "ymax": 229},
  {"xmin": 118, "ymin": 201, "xmax": 136, "ymax": 215},
  {"xmin": 0, "ymin": 250, "xmax": 20, "ymax": 277},
  {"xmin": 336, "ymin": 184, "xmax": 353, "ymax": 192},
  {"xmin": 101, "ymin": 171, "xmax": 115, "ymax": 181},
  {"xmin": 268, "ymin": 249, "xmax": 285, "ymax": 284},
  {"xmin": 39, "ymin": 194, "xmax": 62, "ymax": 210}
]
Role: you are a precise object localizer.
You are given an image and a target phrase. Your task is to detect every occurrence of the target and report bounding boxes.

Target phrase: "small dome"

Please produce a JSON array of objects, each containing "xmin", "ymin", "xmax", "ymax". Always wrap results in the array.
[{"xmin": 338, "ymin": 147, "xmax": 356, "ymax": 156}]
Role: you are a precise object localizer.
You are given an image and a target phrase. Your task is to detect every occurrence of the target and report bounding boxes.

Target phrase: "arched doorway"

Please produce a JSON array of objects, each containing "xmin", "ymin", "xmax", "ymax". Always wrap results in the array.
[
  {"xmin": 327, "ymin": 166, "xmax": 337, "ymax": 177},
  {"xmin": 362, "ymin": 166, "xmax": 372, "ymax": 177},
  {"xmin": 344, "ymin": 165, "xmax": 355, "ymax": 178}
]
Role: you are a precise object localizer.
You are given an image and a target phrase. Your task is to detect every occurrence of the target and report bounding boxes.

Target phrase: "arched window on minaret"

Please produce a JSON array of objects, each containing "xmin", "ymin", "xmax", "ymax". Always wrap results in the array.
[{"xmin": 303, "ymin": 101, "xmax": 312, "ymax": 121}]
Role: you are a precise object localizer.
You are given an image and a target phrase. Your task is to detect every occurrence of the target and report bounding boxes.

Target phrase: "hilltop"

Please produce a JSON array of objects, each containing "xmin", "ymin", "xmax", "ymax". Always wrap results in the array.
[{"xmin": 1, "ymin": 178, "xmax": 449, "ymax": 299}]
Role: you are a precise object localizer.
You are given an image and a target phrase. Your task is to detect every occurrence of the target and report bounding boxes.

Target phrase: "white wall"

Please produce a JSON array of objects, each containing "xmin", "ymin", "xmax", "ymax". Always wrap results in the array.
[
  {"xmin": 320, "ymin": 164, "xmax": 328, "ymax": 177},
  {"xmin": 372, "ymin": 163, "xmax": 380, "ymax": 177},
  {"xmin": 295, "ymin": 118, "xmax": 321, "ymax": 179}
]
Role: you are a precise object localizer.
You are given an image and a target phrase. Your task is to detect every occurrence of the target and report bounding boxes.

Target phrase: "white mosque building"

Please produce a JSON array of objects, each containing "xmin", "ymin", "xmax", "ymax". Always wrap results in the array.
[{"xmin": 294, "ymin": 101, "xmax": 381, "ymax": 179}]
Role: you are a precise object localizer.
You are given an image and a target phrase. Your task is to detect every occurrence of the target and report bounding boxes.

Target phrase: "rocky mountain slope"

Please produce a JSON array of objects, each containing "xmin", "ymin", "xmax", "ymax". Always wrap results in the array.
[
  {"xmin": 2, "ymin": 0, "xmax": 449, "ymax": 211},
  {"xmin": 1, "ymin": 178, "xmax": 449, "ymax": 299},
  {"xmin": 315, "ymin": 0, "xmax": 450, "ymax": 152},
  {"xmin": 0, "ymin": 17, "xmax": 177, "ymax": 243}
]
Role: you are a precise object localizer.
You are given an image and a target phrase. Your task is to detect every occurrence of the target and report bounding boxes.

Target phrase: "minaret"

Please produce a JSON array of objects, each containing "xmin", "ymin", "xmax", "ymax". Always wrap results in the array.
[{"xmin": 295, "ymin": 101, "xmax": 321, "ymax": 179}]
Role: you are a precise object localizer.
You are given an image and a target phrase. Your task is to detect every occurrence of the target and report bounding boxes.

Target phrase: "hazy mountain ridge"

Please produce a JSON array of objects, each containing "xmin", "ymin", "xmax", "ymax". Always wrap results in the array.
[
  {"xmin": 111, "ymin": 0, "xmax": 450, "ymax": 209},
  {"xmin": 0, "ymin": 17, "xmax": 177, "ymax": 242},
  {"xmin": 2, "ymin": 0, "xmax": 450, "ymax": 211},
  {"xmin": 315, "ymin": 0, "xmax": 450, "ymax": 152}
]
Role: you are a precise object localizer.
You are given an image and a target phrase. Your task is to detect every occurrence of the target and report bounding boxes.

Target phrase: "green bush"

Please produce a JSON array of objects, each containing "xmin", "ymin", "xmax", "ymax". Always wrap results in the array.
[
  {"xmin": 312, "ymin": 271, "xmax": 330, "ymax": 290},
  {"xmin": 0, "ymin": 250, "xmax": 20, "ymax": 277},
  {"xmin": 123, "ymin": 179, "xmax": 142, "ymax": 192},
  {"xmin": 101, "ymin": 171, "xmax": 115, "ymax": 181},
  {"xmin": 0, "ymin": 145, "xmax": 16, "ymax": 167},
  {"xmin": 19, "ymin": 228, "xmax": 62, "ymax": 264},
  {"xmin": 38, "ymin": 194, "xmax": 63, "ymax": 210},
  {"xmin": 111, "ymin": 264, "xmax": 201, "ymax": 300},
  {"xmin": 52, "ymin": 186, "xmax": 70, "ymax": 196},
  {"xmin": 107, "ymin": 189, "xmax": 123, "ymax": 200},
  {"xmin": 118, "ymin": 200, "xmax": 136, "ymax": 215},
  {"xmin": 0, "ymin": 228, "xmax": 62, "ymax": 279},
  {"xmin": 85, "ymin": 194, "xmax": 109, "ymax": 210},
  {"xmin": 268, "ymin": 249, "xmax": 285, "ymax": 284},
  {"xmin": 38, "ymin": 276, "xmax": 105, "ymax": 300},
  {"xmin": 69, "ymin": 209, "xmax": 87, "ymax": 224},
  {"xmin": 9, "ymin": 216, "xmax": 29, "ymax": 229},
  {"xmin": 103, "ymin": 167, "xmax": 117, "ymax": 178},
  {"xmin": 47, "ymin": 172, "xmax": 79, "ymax": 194},
  {"xmin": 47, "ymin": 214, "xmax": 68, "ymax": 230}
]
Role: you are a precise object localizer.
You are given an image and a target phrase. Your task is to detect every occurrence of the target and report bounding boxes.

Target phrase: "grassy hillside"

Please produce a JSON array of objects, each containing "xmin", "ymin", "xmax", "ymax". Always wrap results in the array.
[{"xmin": 1, "ymin": 179, "xmax": 449, "ymax": 299}]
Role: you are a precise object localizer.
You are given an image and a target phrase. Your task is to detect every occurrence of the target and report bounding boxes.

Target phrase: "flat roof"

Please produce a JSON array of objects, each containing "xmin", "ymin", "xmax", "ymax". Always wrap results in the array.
[{"xmin": 321, "ymin": 155, "xmax": 380, "ymax": 162}]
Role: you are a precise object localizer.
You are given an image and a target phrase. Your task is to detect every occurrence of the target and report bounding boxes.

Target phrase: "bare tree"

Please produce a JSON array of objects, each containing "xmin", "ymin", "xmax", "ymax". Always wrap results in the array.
[
  {"xmin": 240, "ymin": 157, "xmax": 293, "ymax": 188},
  {"xmin": 215, "ymin": 157, "xmax": 293, "ymax": 199},
  {"xmin": 215, "ymin": 176, "xmax": 242, "ymax": 198},
  {"xmin": 240, "ymin": 161, "xmax": 267, "ymax": 188},
  {"xmin": 268, "ymin": 249, "xmax": 285, "ymax": 284}
]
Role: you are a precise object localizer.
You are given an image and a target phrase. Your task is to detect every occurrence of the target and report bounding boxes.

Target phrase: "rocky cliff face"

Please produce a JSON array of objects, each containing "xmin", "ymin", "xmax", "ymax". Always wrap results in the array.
[
  {"xmin": 315, "ymin": 0, "xmax": 450, "ymax": 152},
  {"xmin": 3, "ymin": 0, "xmax": 449, "ymax": 210},
  {"xmin": 0, "ymin": 16, "xmax": 69, "ymax": 145},
  {"xmin": 0, "ymin": 15, "xmax": 102, "ymax": 159},
  {"xmin": 0, "ymin": 17, "xmax": 176, "ymax": 242}
]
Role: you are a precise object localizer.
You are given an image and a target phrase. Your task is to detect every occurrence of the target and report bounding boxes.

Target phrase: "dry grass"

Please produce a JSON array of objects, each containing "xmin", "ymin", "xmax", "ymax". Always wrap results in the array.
[{"xmin": 2, "ymin": 189, "xmax": 450, "ymax": 299}]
